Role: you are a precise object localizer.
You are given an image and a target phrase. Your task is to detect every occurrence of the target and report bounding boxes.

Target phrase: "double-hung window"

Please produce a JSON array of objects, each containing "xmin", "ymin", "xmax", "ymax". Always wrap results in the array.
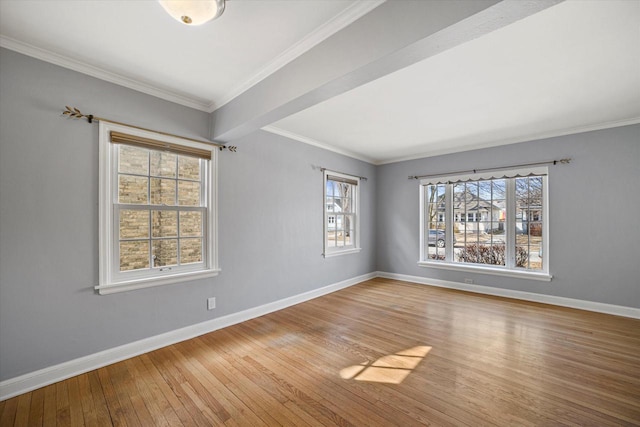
[
  {"xmin": 323, "ymin": 170, "xmax": 360, "ymax": 257},
  {"xmin": 419, "ymin": 167, "xmax": 550, "ymax": 280},
  {"xmin": 98, "ymin": 122, "xmax": 218, "ymax": 294}
]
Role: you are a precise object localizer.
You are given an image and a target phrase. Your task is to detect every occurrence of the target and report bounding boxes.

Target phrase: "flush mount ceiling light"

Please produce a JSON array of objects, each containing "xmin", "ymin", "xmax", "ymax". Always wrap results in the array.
[{"xmin": 159, "ymin": 0, "xmax": 225, "ymax": 26}]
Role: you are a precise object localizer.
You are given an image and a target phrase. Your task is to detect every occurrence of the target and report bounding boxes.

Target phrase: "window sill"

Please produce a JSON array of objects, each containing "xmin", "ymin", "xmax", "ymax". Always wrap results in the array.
[
  {"xmin": 417, "ymin": 261, "xmax": 552, "ymax": 282},
  {"xmin": 96, "ymin": 269, "xmax": 221, "ymax": 295},
  {"xmin": 324, "ymin": 248, "xmax": 362, "ymax": 258}
]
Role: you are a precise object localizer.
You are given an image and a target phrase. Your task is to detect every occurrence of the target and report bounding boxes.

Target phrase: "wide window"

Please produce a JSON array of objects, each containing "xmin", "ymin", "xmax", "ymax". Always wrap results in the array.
[
  {"xmin": 324, "ymin": 170, "xmax": 360, "ymax": 257},
  {"xmin": 98, "ymin": 122, "xmax": 218, "ymax": 294},
  {"xmin": 419, "ymin": 167, "xmax": 550, "ymax": 280}
]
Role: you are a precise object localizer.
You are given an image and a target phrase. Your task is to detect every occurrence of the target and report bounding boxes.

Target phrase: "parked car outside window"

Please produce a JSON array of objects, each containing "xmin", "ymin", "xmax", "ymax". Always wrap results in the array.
[{"xmin": 428, "ymin": 229, "xmax": 454, "ymax": 248}]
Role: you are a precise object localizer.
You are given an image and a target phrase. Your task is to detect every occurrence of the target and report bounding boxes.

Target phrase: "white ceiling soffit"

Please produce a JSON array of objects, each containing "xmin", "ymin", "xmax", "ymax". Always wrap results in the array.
[
  {"xmin": 267, "ymin": 0, "xmax": 640, "ymax": 164},
  {"xmin": 0, "ymin": 0, "xmax": 383, "ymax": 112}
]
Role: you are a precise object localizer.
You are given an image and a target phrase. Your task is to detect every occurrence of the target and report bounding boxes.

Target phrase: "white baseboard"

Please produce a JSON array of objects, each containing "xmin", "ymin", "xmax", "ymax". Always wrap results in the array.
[
  {"xmin": 0, "ymin": 272, "xmax": 376, "ymax": 401},
  {"xmin": 3, "ymin": 270, "xmax": 637, "ymax": 401},
  {"xmin": 375, "ymin": 271, "xmax": 640, "ymax": 319}
]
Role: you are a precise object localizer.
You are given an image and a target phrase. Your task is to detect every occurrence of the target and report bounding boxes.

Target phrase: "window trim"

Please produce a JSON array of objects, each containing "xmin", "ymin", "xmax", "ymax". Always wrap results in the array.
[
  {"xmin": 97, "ymin": 121, "xmax": 219, "ymax": 295},
  {"xmin": 323, "ymin": 170, "xmax": 361, "ymax": 257},
  {"xmin": 418, "ymin": 167, "xmax": 551, "ymax": 281}
]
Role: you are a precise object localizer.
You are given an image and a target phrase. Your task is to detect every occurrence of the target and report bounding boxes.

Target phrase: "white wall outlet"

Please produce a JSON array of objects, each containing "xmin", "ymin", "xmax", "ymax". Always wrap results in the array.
[
  {"xmin": 464, "ymin": 278, "xmax": 474, "ymax": 284},
  {"xmin": 207, "ymin": 297, "xmax": 216, "ymax": 310}
]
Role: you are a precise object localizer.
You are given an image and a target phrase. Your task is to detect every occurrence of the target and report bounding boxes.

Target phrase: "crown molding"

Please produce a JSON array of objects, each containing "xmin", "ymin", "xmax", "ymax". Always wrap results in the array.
[
  {"xmin": 375, "ymin": 116, "xmax": 640, "ymax": 165},
  {"xmin": 208, "ymin": 0, "xmax": 385, "ymax": 112},
  {"xmin": 262, "ymin": 125, "xmax": 375, "ymax": 164},
  {"xmin": 0, "ymin": 36, "xmax": 212, "ymax": 112},
  {"xmin": 266, "ymin": 116, "xmax": 640, "ymax": 166},
  {"xmin": 0, "ymin": 1, "xmax": 384, "ymax": 115}
]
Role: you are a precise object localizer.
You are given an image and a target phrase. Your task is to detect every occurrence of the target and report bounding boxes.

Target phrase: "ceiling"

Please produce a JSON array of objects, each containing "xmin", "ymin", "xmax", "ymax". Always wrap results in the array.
[
  {"xmin": 0, "ymin": 0, "xmax": 380, "ymax": 111},
  {"xmin": 1, "ymin": 1, "xmax": 639, "ymax": 164},
  {"xmin": 267, "ymin": 0, "xmax": 640, "ymax": 163}
]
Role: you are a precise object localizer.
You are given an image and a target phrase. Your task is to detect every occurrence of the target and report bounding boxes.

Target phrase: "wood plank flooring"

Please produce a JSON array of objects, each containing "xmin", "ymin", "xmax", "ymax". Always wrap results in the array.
[{"xmin": 2, "ymin": 278, "xmax": 640, "ymax": 426}]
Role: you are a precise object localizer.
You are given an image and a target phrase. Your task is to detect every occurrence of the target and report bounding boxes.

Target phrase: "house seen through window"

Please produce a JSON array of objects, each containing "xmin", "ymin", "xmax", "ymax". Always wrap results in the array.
[
  {"xmin": 420, "ymin": 168, "xmax": 548, "ymax": 278},
  {"xmin": 324, "ymin": 170, "xmax": 361, "ymax": 257}
]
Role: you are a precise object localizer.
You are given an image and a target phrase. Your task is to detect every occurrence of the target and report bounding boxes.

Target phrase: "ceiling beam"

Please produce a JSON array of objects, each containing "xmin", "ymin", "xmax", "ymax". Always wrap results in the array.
[{"xmin": 210, "ymin": 0, "xmax": 563, "ymax": 143}]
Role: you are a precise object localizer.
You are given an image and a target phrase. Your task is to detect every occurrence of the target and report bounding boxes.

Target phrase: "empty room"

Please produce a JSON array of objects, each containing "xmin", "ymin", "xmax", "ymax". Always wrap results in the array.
[{"xmin": 1, "ymin": 0, "xmax": 639, "ymax": 425}]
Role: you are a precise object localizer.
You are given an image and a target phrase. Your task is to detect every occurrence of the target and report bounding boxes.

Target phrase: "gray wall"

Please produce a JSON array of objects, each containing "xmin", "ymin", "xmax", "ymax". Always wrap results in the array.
[
  {"xmin": 1, "ymin": 47, "xmax": 637, "ymax": 383},
  {"xmin": 376, "ymin": 125, "xmax": 640, "ymax": 308},
  {"xmin": 0, "ymin": 49, "xmax": 376, "ymax": 381}
]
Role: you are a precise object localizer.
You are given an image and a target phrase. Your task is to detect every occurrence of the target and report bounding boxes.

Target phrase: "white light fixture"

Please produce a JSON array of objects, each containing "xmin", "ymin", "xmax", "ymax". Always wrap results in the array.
[{"xmin": 159, "ymin": 0, "xmax": 225, "ymax": 26}]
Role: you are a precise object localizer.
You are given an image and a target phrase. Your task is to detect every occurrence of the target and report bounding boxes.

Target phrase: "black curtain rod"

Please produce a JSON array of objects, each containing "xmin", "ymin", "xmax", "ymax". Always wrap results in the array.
[{"xmin": 408, "ymin": 158, "xmax": 571, "ymax": 180}]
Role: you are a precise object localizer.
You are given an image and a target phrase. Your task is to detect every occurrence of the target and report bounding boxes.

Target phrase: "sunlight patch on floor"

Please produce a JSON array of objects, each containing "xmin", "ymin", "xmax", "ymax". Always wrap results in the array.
[{"xmin": 339, "ymin": 346, "xmax": 431, "ymax": 384}]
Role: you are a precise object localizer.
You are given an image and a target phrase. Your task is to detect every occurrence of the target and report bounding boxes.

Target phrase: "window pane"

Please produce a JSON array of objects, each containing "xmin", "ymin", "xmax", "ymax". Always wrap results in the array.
[
  {"xmin": 178, "ymin": 181, "xmax": 200, "ymax": 206},
  {"xmin": 178, "ymin": 156, "xmax": 200, "ymax": 180},
  {"xmin": 335, "ymin": 183, "xmax": 352, "ymax": 200},
  {"xmin": 492, "ymin": 179, "xmax": 506, "ymax": 200},
  {"xmin": 342, "ymin": 197, "xmax": 353, "ymax": 214},
  {"xmin": 152, "ymin": 211, "xmax": 177, "ymax": 238},
  {"xmin": 120, "ymin": 210, "xmax": 149, "ymax": 239},
  {"xmin": 120, "ymin": 241, "xmax": 149, "ymax": 271},
  {"xmin": 327, "ymin": 230, "xmax": 336, "ymax": 247},
  {"xmin": 334, "ymin": 197, "xmax": 345, "ymax": 214},
  {"xmin": 118, "ymin": 175, "xmax": 148, "ymax": 204},
  {"xmin": 529, "ymin": 222, "xmax": 543, "ymax": 270},
  {"xmin": 180, "ymin": 238, "xmax": 202, "ymax": 264},
  {"xmin": 152, "ymin": 239, "xmax": 178, "ymax": 267},
  {"xmin": 515, "ymin": 230, "xmax": 543, "ymax": 270},
  {"xmin": 344, "ymin": 215, "xmax": 353, "ymax": 246},
  {"xmin": 119, "ymin": 145, "xmax": 148, "ymax": 175},
  {"xmin": 452, "ymin": 179, "xmax": 506, "ymax": 266},
  {"xmin": 150, "ymin": 151, "xmax": 177, "ymax": 178},
  {"xmin": 426, "ymin": 184, "xmax": 446, "ymax": 261},
  {"xmin": 492, "ymin": 180, "xmax": 507, "ymax": 249},
  {"xmin": 516, "ymin": 176, "xmax": 544, "ymax": 270},
  {"xmin": 326, "ymin": 197, "xmax": 334, "ymax": 212},
  {"xmin": 453, "ymin": 182, "xmax": 467, "ymax": 262},
  {"xmin": 150, "ymin": 178, "xmax": 176, "ymax": 205},
  {"xmin": 326, "ymin": 181, "xmax": 334, "ymax": 197},
  {"xmin": 180, "ymin": 211, "xmax": 202, "ymax": 237}
]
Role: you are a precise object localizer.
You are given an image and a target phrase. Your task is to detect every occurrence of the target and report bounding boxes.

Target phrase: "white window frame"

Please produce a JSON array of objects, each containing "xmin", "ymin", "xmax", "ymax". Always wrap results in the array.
[
  {"xmin": 418, "ymin": 167, "xmax": 551, "ymax": 281},
  {"xmin": 97, "ymin": 121, "xmax": 219, "ymax": 295},
  {"xmin": 323, "ymin": 170, "xmax": 361, "ymax": 257}
]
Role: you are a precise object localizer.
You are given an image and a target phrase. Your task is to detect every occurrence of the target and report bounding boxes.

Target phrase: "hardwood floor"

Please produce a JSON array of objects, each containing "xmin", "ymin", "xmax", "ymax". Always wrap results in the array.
[{"xmin": 2, "ymin": 278, "xmax": 640, "ymax": 426}]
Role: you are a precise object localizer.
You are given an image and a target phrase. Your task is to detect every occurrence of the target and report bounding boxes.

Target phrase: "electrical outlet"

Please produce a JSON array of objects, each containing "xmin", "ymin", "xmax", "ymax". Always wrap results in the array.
[
  {"xmin": 464, "ymin": 278, "xmax": 474, "ymax": 284},
  {"xmin": 207, "ymin": 297, "xmax": 216, "ymax": 310}
]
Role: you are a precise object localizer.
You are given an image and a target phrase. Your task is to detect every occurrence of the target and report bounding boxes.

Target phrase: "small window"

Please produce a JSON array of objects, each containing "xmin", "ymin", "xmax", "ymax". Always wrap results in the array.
[
  {"xmin": 98, "ymin": 122, "xmax": 219, "ymax": 294},
  {"xmin": 324, "ymin": 170, "xmax": 361, "ymax": 257}
]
